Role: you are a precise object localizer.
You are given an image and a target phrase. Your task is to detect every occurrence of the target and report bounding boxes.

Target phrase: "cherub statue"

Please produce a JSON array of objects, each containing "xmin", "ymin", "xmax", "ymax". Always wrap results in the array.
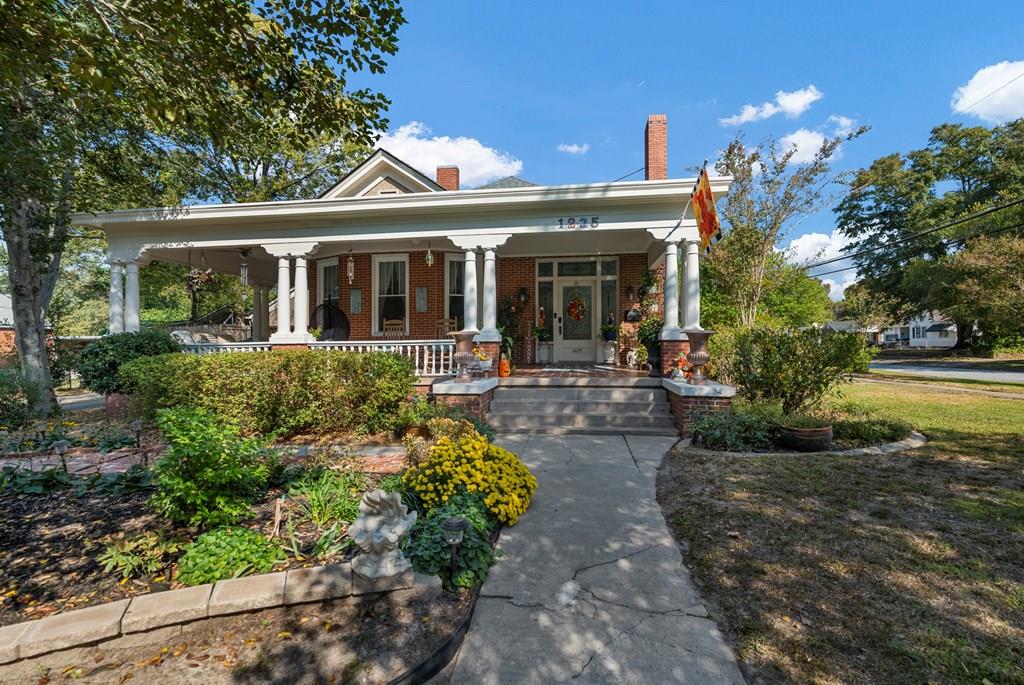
[{"xmin": 348, "ymin": 489, "xmax": 418, "ymax": 578}]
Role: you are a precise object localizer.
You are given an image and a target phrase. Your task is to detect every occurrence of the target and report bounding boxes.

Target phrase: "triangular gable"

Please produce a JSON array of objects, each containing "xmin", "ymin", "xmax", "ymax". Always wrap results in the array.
[{"xmin": 320, "ymin": 149, "xmax": 443, "ymax": 199}]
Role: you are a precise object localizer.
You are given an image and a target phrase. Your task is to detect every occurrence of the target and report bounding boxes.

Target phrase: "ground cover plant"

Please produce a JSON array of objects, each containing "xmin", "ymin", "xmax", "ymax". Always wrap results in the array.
[{"xmin": 659, "ymin": 383, "xmax": 1024, "ymax": 684}]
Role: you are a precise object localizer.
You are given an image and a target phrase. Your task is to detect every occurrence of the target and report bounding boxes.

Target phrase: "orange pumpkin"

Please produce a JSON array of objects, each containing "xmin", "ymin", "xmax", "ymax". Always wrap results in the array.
[{"xmin": 498, "ymin": 357, "xmax": 512, "ymax": 377}]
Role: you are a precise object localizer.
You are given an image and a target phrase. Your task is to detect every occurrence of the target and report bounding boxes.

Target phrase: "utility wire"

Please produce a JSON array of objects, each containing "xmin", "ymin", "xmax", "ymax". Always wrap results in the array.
[
  {"xmin": 802, "ymin": 195, "xmax": 1024, "ymax": 270},
  {"xmin": 957, "ymin": 70, "xmax": 1024, "ymax": 113},
  {"xmin": 808, "ymin": 219, "xmax": 1024, "ymax": 278},
  {"xmin": 611, "ymin": 166, "xmax": 645, "ymax": 183}
]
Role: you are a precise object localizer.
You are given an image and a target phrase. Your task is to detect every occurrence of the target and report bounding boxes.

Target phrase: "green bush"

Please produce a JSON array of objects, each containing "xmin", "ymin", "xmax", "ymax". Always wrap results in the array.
[
  {"xmin": 176, "ymin": 527, "xmax": 284, "ymax": 586},
  {"xmin": 120, "ymin": 349, "xmax": 416, "ymax": 436},
  {"xmin": 692, "ymin": 405, "xmax": 779, "ymax": 451},
  {"xmin": 403, "ymin": 492, "xmax": 497, "ymax": 589},
  {"xmin": 719, "ymin": 326, "xmax": 872, "ymax": 414},
  {"xmin": 0, "ymin": 370, "xmax": 34, "ymax": 429},
  {"xmin": 77, "ymin": 331, "xmax": 180, "ymax": 395},
  {"xmin": 637, "ymin": 315, "xmax": 664, "ymax": 348},
  {"xmin": 149, "ymin": 407, "xmax": 271, "ymax": 526},
  {"xmin": 832, "ymin": 417, "xmax": 911, "ymax": 445}
]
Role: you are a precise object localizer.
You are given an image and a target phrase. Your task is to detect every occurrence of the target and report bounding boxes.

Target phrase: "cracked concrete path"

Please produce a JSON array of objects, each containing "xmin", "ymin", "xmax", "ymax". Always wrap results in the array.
[{"xmin": 446, "ymin": 434, "xmax": 745, "ymax": 685}]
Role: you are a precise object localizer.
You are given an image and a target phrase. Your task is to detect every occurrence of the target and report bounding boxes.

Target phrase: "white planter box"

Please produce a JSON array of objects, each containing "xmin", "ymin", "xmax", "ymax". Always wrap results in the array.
[{"xmin": 536, "ymin": 342, "xmax": 553, "ymax": 364}]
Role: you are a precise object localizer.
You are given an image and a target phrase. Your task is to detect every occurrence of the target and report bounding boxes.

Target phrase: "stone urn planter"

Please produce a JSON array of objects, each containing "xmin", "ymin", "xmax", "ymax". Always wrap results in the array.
[
  {"xmin": 779, "ymin": 425, "xmax": 834, "ymax": 452},
  {"xmin": 450, "ymin": 330, "xmax": 476, "ymax": 383},
  {"xmin": 536, "ymin": 341, "xmax": 552, "ymax": 364},
  {"xmin": 643, "ymin": 342, "xmax": 661, "ymax": 377},
  {"xmin": 603, "ymin": 340, "xmax": 618, "ymax": 364}
]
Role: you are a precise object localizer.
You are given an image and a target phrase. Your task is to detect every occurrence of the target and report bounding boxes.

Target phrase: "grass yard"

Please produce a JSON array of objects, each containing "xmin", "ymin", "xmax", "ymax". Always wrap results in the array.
[
  {"xmin": 658, "ymin": 384, "xmax": 1024, "ymax": 685},
  {"xmin": 863, "ymin": 371, "xmax": 1024, "ymax": 395}
]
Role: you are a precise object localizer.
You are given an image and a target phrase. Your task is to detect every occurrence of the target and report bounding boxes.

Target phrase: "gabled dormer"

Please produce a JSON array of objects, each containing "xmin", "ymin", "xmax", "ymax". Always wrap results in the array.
[{"xmin": 319, "ymin": 148, "xmax": 448, "ymax": 199}]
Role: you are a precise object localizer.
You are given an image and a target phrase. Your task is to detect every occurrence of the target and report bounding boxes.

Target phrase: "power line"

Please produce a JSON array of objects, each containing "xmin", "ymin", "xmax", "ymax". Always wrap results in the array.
[
  {"xmin": 802, "ymin": 196, "xmax": 1024, "ymax": 270},
  {"xmin": 957, "ymin": 70, "xmax": 1024, "ymax": 114},
  {"xmin": 611, "ymin": 166, "xmax": 645, "ymax": 183},
  {"xmin": 806, "ymin": 222, "xmax": 1024, "ymax": 280}
]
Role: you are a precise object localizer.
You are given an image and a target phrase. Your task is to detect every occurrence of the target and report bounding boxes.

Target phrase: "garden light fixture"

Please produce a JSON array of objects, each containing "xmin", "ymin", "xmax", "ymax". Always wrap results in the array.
[
  {"xmin": 441, "ymin": 516, "xmax": 469, "ymax": 579},
  {"xmin": 52, "ymin": 439, "xmax": 70, "ymax": 473}
]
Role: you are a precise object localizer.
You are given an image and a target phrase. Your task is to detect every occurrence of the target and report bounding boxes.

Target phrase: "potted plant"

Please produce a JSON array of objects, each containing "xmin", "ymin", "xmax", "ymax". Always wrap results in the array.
[
  {"xmin": 601, "ymin": 323, "xmax": 618, "ymax": 342},
  {"xmin": 778, "ymin": 413, "xmax": 833, "ymax": 451},
  {"xmin": 532, "ymin": 326, "xmax": 553, "ymax": 364},
  {"xmin": 636, "ymin": 315, "xmax": 663, "ymax": 377},
  {"xmin": 472, "ymin": 345, "xmax": 492, "ymax": 371}
]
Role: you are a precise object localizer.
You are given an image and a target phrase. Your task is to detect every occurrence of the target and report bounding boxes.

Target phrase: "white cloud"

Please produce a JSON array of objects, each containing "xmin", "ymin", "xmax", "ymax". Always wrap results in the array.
[
  {"xmin": 720, "ymin": 85, "xmax": 823, "ymax": 126},
  {"xmin": 376, "ymin": 121, "xmax": 523, "ymax": 187},
  {"xmin": 780, "ymin": 128, "xmax": 827, "ymax": 164},
  {"xmin": 828, "ymin": 114, "xmax": 856, "ymax": 137},
  {"xmin": 785, "ymin": 229, "xmax": 855, "ymax": 300},
  {"xmin": 557, "ymin": 143, "xmax": 591, "ymax": 155},
  {"xmin": 951, "ymin": 60, "xmax": 1024, "ymax": 124}
]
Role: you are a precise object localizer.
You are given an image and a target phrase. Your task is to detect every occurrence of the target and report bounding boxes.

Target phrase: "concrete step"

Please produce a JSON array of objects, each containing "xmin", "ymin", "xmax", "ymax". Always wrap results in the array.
[
  {"xmin": 487, "ymin": 412, "xmax": 677, "ymax": 431},
  {"xmin": 495, "ymin": 387, "xmax": 666, "ymax": 403},
  {"xmin": 492, "ymin": 425, "xmax": 679, "ymax": 437},
  {"xmin": 489, "ymin": 400, "xmax": 671, "ymax": 416}
]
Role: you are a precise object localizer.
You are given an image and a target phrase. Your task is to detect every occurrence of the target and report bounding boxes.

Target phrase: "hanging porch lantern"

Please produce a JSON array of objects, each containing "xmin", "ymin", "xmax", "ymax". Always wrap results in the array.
[
  {"xmin": 347, "ymin": 249, "xmax": 355, "ymax": 285},
  {"xmin": 425, "ymin": 241, "xmax": 435, "ymax": 268},
  {"xmin": 239, "ymin": 249, "xmax": 249, "ymax": 286}
]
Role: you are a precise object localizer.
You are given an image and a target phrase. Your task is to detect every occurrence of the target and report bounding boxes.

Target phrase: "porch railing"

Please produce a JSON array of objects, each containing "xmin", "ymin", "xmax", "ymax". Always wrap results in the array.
[
  {"xmin": 182, "ymin": 342, "xmax": 274, "ymax": 355},
  {"xmin": 308, "ymin": 340, "xmax": 455, "ymax": 377},
  {"xmin": 181, "ymin": 339, "xmax": 455, "ymax": 377}
]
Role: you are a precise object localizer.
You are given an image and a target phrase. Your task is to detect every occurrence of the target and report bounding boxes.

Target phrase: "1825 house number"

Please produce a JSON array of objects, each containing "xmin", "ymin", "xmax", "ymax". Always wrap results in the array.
[{"xmin": 556, "ymin": 216, "xmax": 599, "ymax": 230}]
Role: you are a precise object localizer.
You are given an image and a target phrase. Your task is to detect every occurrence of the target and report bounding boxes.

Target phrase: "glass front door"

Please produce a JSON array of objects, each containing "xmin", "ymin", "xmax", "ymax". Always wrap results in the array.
[{"xmin": 555, "ymin": 283, "xmax": 595, "ymax": 362}]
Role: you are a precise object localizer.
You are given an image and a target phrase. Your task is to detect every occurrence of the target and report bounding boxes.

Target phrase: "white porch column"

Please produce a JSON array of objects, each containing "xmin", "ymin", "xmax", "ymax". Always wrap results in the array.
[
  {"xmin": 123, "ymin": 261, "xmax": 141, "ymax": 333},
  {"xmin": 272, "ymin": 256, "xmax": 291, "ymax": 339},
  {"xmin": 260, "ymin": 286, "xmax": 271, "ymax": 340},
  {"xmin": 683, "ymin": 240, "xmax": 702, "ymax": 329},
  {"xmin": 478, "ymin": 248, "xmax": 500, "ymax": 341},
  {"xmin": 463, "ymin": 249, "xmax": 479, "ymax": 333},
  {"xmin": 108, "ymin": 261, "xmax": 124, "ymax": 334},
  {"xmin": 293, "ymin": 256, "xmax": 310, "ymax": 338},
  {"xmin": 251, "ymin": 286, "xmax": 264, "ymax": 341},
  {"xmin": 660, "ymin": 241, "xmax": 683, "ymax": 340}
]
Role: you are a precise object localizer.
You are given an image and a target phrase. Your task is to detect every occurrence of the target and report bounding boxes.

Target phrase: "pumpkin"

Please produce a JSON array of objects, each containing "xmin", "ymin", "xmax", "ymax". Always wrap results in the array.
[{"xmin": 498, "ymin": 357, "xmax": 512, "ymax": 377}]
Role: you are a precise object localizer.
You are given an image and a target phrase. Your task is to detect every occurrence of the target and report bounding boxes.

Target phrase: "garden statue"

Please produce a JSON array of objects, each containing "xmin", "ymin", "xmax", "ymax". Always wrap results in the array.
[{"xmin": 349, "ymin": 489, "xmax": 418, "ymax": 578}]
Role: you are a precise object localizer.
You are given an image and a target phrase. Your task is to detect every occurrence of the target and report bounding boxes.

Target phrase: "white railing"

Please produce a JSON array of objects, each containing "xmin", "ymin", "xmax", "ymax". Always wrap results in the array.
[
  {"xmin": 182, "ymin": 342, "xmax": 274, "ymax": 355},
  {"xmin": 308, "ymin": 339, "xmax": 455, "ymax": 376}
]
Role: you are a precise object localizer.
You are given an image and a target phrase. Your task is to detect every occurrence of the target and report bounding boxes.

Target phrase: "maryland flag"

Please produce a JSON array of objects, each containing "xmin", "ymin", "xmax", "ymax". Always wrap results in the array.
[{"xmin": 691, "ymin": 165, "xmax": 722, "ymax": 253}]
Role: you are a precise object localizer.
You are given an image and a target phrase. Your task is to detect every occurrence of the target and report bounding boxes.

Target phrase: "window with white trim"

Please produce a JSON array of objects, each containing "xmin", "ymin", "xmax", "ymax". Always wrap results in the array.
[
  {"xmin": 445, "ymin": 254, "xmax": 465, "ymax": 327},
  {"xmin": 372, "ymin": 254, "xmax": 408, "ymax": 334},
  {"xmin": 317, "ymin": 258, "xmax": 340, "ymax": 306}
]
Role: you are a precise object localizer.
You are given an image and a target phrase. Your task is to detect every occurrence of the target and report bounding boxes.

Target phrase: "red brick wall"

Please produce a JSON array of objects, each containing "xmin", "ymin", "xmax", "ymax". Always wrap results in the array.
[
  {"xmin": 645, "ymin": 114, "xmax": 668, "ymax": 180},
  {"xmin": 668, "ymin": 394, "xmax": 732, "ymax": 437},
  {"xmin": 495, "ymin": 257, "xmax": 535, "ymax": 363},
  {"xmin": 436, "ymin": 166, "xmax": 459, "ymax": 191},
  {"xmin": 0, "ymin": 329, "xmax": 16, "ymax": 368},
  {"xmin": 434, "ymin": 387, "xmax": 494, "ymax": 419}
]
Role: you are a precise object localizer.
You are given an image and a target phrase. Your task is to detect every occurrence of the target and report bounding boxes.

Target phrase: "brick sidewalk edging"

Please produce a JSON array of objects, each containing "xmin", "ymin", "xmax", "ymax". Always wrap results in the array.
[
  {"xmin": 0, "ymin": 563, "xmax": 440, "ymax": 665},
  {"xmin": 686, "ymin": 430, "xmax": 927, "ymax": 458}
]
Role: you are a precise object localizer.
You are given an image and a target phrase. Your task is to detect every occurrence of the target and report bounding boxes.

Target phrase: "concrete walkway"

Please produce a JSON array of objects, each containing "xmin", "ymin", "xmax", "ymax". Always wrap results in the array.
[
  {"xmin": 448, "ymin": 434, "xmax": 744, "ymax": 685},
  {"xmin": 869, "ymin": 360, "xmax": 1024, "ymax": 384},
  {"xmin": 57, "ymin": 391, "xmax": 105, "ymax": 411}
]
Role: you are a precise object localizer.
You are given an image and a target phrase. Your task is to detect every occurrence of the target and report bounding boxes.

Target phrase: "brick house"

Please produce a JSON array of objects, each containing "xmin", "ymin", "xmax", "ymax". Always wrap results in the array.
[{"xmin": 75, "ymin": 114, "xmax": 729, "ymax": 375}]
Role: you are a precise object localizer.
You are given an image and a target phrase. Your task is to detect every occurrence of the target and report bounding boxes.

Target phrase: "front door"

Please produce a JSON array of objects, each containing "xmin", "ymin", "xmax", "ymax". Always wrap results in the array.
[{"xmin": 555, "ymin": 283, "xmax": 595, "ymax": 362}]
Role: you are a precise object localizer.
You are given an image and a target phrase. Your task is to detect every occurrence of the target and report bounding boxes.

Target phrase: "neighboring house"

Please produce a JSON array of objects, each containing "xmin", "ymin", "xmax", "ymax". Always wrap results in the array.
[
  {"xmin": 0, "ymin": 293, "xmax": 15, "ymax": 367},
  {"xmin": 73, "ymin": 114, "xmax": 730, "ymax": 372},
  {"xmin": 826, "ymin": 320, "xmax": 883, "ymax": 346},
  {"xmin": 882, "ymin": 313, "xmax": 957, "ymax": 349}
]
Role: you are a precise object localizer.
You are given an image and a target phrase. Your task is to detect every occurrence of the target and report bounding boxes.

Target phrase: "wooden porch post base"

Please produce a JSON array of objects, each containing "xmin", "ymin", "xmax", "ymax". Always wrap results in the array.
[{"xmin": 660, "ymin": 339, "xmax": 690, "ymax": 377}]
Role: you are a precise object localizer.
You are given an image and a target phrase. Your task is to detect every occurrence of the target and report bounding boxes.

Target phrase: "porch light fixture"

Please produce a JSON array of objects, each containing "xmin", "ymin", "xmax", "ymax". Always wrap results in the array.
[
  {"xmin": 347, "ymin": 249, "xmax": 355, "ymax": 285},
  {"xmin": 239, "ymin": 249, "xmax": 249, "ymax": 286},
  {"xmin": 441, "ymin": 516, "xmax": 469, "ymax": 579},
  {"xmin": 425, "ymin": 241, "xmax": 435, "ymax": 268},
  {"xmin": 517, "ymin": 287, "xmax": 529, "ymax": 306},
  {"xmin": 626, "ymin": 285, "xmax": 636, "ymax": 302}
]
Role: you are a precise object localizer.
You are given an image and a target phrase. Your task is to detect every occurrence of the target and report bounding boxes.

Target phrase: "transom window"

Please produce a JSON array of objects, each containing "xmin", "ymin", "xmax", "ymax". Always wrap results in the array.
[{"xmin": 372, "ymin": 254, "xmax": 408, "ymax": 335}]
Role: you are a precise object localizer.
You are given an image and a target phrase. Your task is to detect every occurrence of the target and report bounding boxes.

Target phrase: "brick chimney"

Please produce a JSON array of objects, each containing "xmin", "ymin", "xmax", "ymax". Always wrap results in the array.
[
  {"xmin": 644, "ymin": 114, "xmax": 667, "ymax": 180},
  {"xmin": 436, "ymin": 165, "xmax": 460, "ymax": 191}
]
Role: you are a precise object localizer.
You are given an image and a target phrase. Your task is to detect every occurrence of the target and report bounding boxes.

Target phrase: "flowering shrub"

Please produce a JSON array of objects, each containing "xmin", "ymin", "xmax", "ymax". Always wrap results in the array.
[{"xmin": 403, "ymin": 430, "xmax": 536, "ymax": 525}]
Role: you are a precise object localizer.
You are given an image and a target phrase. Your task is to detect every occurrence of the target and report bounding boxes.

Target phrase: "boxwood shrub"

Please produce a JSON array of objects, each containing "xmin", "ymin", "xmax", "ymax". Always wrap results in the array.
[
  {"xmin": 121, "ymin": 349, "xmax": 416, "ymax": 436},
  {"xmin": 77, "ymin": 331, "xmax": 180, "ymax": 395}
]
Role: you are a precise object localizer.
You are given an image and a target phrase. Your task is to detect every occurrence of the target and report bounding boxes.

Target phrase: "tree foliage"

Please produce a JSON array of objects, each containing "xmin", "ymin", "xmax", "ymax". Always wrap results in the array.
[
  {"xmin": 712, "ymin": 126, "xmax": 864, "ymax": 327},
  {"xmin": 0, "ymin": 0, "xmax": 405, "ymax": 414},
  {"xmin": 835, "ymin": 120, "xmax": 1024, "ymax": 345}
]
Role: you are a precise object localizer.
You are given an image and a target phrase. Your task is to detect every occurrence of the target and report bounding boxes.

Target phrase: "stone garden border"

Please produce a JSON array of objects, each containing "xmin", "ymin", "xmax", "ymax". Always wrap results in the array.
[
  {"xmin": 0, "ymin": 563, "xmax": 440, "ymax": 665},
  {"xmin": 685, "ymin": 430, "xmax": 927, "ymax": 458}
]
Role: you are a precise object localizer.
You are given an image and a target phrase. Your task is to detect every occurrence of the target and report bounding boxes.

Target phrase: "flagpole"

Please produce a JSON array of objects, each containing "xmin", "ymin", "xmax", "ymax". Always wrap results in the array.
[{"xmin": 664, "ymin": 160, "xmax": 707, "ymax": 243}]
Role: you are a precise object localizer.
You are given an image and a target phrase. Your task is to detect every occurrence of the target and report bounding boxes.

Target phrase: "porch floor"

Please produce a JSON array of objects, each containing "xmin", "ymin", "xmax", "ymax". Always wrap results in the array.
[{"xmin": 500, "ymin": 365, "xmax": 661, "ymax": 388}]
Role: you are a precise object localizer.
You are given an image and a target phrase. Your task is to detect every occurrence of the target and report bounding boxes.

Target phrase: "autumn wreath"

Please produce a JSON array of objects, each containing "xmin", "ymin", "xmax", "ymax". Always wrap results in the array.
[{"xmin": 567, "ymin": 293, "xmax": 587, "ymax": 321}]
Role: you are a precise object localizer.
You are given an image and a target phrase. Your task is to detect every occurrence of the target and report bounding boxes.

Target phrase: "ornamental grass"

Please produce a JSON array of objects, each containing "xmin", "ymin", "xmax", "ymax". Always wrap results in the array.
[{"xmin": 403, "ymin": 430, "xmax": 537, "ymax": 526}]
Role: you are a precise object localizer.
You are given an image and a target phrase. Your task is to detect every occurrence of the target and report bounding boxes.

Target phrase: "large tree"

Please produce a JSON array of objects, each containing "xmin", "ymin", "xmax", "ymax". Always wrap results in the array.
[
  {"xmin": 0, "ymin": 0, "xmax": 405, "ymax": 415},
  {"xmin": 834, "ymin": 120, "xmax": 1024, "ymax": 345},
  {"xmin": 709, "ymin": 127, "xmax": 866, "ymax": 327}
]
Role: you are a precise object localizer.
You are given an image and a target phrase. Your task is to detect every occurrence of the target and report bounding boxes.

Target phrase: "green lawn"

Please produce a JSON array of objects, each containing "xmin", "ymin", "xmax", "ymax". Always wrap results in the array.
[
  {"xmin": 658, "ymin": 384, "xmax": 1024, "ymax": 685},
  {"xmin": 864, "ymin": 370, "xmax": 1024, "ymax": 394}
]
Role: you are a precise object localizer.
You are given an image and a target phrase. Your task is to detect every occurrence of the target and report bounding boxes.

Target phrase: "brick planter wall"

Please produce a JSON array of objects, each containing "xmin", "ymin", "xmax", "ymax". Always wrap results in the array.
[
  {"xmin": 667, "ymin": 393, "xmax": 732, "ymax": 437},
  {"xmin": 434, "ymin": 387, "xmax": 495, "ymax": 420}
]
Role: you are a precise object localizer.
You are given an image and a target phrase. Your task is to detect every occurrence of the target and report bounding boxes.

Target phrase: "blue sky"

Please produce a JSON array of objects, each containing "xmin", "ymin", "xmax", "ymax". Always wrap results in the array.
[{"xmin": 357, "ymin": 0, "xmax": 1024, "ymax": 297}]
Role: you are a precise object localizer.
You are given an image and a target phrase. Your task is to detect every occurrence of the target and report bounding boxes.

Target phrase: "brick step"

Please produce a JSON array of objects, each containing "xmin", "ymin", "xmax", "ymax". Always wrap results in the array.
[
  {"xmin": 494, "ymin": 387, "xmax": 666, "ymax": 403},
  {"xmin": 492, "ymin": 425, "xmax": 679, "ymax": 437}
]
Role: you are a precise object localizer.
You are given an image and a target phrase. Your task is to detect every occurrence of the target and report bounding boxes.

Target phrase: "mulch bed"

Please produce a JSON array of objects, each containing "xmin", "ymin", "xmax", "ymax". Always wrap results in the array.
[
  {"xmin": 1, "ymin": 588, "xmax": 472, "ymax": 684},
  {"xmin": 0, "ymin": 481, "xmax": 397, "ymax": 628}
]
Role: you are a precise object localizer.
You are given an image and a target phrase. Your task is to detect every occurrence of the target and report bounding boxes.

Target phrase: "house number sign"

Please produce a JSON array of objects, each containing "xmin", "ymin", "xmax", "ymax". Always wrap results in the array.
[{"xmin": 556, "ymin": 216, "xmax": 600, "ymax": 230}]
